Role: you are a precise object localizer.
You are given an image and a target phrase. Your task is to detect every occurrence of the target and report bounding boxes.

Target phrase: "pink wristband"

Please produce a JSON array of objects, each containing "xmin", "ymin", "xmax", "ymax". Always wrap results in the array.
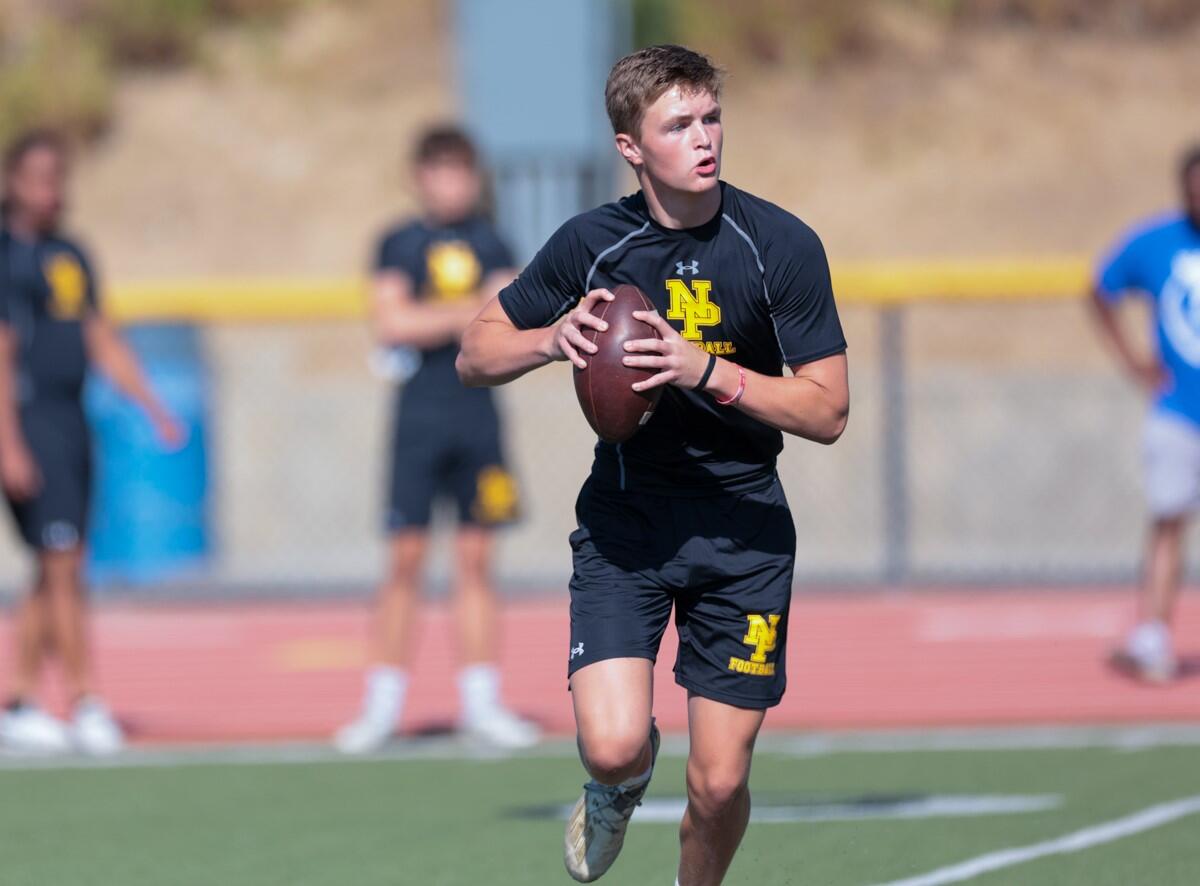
[{"xmin": 715, "ymin": 366, "xmax": 746, "ymax": 407}]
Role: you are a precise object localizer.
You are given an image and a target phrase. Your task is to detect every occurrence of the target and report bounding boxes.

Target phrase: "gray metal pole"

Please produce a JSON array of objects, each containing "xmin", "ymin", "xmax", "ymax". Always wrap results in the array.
[{"xmin": 881, "ymin": 306, "xmax": 910, "ymax": 584}]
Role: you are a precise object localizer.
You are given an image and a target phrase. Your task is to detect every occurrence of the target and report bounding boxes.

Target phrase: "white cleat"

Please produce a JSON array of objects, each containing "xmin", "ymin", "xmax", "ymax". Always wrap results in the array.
[
  {"xmin": 0, "ymin": 703, "xmax": 71, "ymax": 755},
  {"xmin": 564, "ymin": 721, "xmax": 660, "ymax": 882},
  {"xmin": 333, "ymin": 714, "xmax": 394, "ymax": 755},
  {"xmin": 461, "ymin": 706, "xmax": 541, "ymax": 750},
  {"xmin": 72, "ymin": 697, "xmax": 125, "ymax": 756}
]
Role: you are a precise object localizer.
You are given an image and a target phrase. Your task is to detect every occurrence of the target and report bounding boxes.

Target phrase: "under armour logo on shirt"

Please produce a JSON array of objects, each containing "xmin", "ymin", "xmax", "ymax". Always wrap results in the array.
[
  {"xmin": 676, "ymin": 260, "xmax": 700, "ymax": 275},
  {"xmin": 570, "ymin": 642, "xmax": 585, "ymax": 660}
]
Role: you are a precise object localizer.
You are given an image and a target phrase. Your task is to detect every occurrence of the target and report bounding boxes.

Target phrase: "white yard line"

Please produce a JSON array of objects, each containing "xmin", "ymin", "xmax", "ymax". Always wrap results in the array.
[{"xmin": 871, "ymin": 795, "xmax": 1200, "ymax": 886}]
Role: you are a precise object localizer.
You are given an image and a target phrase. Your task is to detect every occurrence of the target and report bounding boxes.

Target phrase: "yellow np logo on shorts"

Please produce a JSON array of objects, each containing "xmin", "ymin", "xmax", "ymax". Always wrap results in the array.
[
  {"xmin": 665, "ymin": 279, "xmax": 735, "ymax": 354},
  {"xmin": 427, "ymin": 241, "xmax": 482, "ymax": 302},
  {"xmin": 44, "ymin": 253, "xmax": 87, "ymax": 319},
  {"xmin": 472, "ymin": 466, "xmax": 519, "ymax": 524},
  {"xmin": 728, "ymin": 613, "xmax": 780, "ymax": 676}
]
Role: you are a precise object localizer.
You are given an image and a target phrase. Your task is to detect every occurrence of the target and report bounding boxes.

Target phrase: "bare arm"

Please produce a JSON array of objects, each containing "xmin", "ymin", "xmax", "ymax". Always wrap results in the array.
[
  {"xmin": 85, "ymin": 315, "xmax": 183, "ymax": 448},
  {"xmin": 372, "ymin": 269, "xmax": 514, "ymax": 349},
  {"xmin": 0, "ymin": 324, "xmax": 39, "ymax": 498},
  {"xmin": 625, "ymin": 311, "xmax": 850, "ymax": 444},
  {"xmin": 457, "ymin": 288, "xmax": 615, "ymax": 387},
  {"xmin": 1089, "ymin": 285, "xmax": 1164, "ymax": 393}
]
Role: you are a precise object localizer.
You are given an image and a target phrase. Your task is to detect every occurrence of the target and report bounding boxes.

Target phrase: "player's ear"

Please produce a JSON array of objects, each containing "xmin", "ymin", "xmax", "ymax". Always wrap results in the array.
[{"xmin": 614, "ymin": 133, "xmax": 642, "ymax": 169}]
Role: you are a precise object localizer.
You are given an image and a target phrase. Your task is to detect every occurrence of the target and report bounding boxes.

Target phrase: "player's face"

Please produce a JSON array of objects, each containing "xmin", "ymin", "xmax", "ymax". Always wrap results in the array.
[
  {"xmin": 415, "ymin": 158, "xmax": 482, "ymax": 224},
  {"xmin": 1185, "ymin": 164, "xmax": 1200, "ymax": 227},
  {"xmin": 8, "ymin": 145, "xmax": 66, "ymax": 231},
  {"xmin": 621, "ymin": 86, "xmax": 722, "ymax": 195}
]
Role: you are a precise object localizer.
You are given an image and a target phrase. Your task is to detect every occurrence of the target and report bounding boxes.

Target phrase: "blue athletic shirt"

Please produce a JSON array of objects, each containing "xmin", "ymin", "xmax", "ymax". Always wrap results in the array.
[{"xmin": 1096, "ymin": 213, "xmax": 1200, "ymax": 426}]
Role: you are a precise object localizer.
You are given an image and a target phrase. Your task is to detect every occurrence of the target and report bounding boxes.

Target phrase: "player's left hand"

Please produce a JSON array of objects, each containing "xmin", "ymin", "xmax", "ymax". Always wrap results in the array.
[{"xmin": 623, "ymin": 310, "xmax": 710, "ymax": 392}]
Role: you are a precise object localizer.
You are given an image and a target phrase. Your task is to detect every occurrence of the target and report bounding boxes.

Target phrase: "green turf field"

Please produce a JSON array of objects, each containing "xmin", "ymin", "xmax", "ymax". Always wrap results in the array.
[{"xmin": 1, "ymin": 737, "xmax": 1199, "ymax": 885}]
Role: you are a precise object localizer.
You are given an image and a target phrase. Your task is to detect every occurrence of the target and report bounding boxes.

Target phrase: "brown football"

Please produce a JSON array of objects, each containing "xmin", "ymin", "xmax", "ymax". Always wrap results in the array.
[{"xmin": 573, "ymin": 284, "xmax": 664, "ymax": 444}]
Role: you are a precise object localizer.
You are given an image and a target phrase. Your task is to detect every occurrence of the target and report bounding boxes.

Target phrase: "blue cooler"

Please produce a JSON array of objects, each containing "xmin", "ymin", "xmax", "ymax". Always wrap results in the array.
[{"xmin": 85, "ymin": 323, "xmax": 211, "ymax": 587}]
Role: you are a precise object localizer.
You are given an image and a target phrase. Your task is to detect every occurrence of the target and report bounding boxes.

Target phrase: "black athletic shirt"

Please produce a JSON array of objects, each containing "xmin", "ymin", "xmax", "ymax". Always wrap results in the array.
[
  {"xmin": 499, "ymin": 182, "xmax": 846, "ymax": 496},
  {"xmin": 0, "ymin": 229, "xmax": 98, "ymax": 405},
  {"xmin": 375, "ymin": 215, "xmax": 514, "ymax": 416}
]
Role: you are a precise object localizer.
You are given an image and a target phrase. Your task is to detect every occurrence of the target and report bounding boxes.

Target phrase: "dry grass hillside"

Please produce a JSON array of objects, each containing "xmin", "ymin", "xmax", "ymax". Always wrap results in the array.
[{"xmin": 59, "ymin": 0, "xmax": 1200, "ymax": 279}]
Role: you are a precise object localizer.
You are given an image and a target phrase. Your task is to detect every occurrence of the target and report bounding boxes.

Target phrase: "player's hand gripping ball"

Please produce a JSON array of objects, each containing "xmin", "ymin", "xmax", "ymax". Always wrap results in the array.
[{"xmin": 570, "ymin": 285, "xmax": 663, "ymax": 443}]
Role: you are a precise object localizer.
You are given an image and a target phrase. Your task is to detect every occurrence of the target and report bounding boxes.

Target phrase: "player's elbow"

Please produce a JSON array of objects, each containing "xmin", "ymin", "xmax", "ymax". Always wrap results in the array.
[
  {"xmin": 454, "ymin": 347, "xmax": 485, "ymax": 387},
  {"xmin": 809, "ymin": 401, "xmax": 849, "ymax": 445}
]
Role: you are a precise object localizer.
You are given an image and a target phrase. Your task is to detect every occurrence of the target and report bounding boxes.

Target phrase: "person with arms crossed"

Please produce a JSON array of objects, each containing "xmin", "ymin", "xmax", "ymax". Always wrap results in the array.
[
  {"xmin": 0, "ymin": 130, "xmax": 183, "ymax": 755},
  {"xmin": 1092, "ymin": 144, "xmax": 1200, "ymax": 684},
  {"xmin": 335, "ymin": 126, "xmax": 538, "ymax": 753},
  {"xmin": 457, "ymin": 46, "xmax": 848, "ymax": 885}
]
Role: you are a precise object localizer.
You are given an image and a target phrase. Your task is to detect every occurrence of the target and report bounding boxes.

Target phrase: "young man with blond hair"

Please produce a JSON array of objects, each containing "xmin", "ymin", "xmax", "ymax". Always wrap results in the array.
[{"xmin": 458, "ymin": 46, "xmax": 848, "ymax": 884}]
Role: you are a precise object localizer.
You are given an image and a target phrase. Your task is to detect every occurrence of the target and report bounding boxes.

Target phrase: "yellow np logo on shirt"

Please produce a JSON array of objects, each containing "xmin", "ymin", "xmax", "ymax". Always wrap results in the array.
[
  {"xmin": 665, "ymin": 278, "xmax": 736, "ymax": 355},
  {"xmin": 44, "ymin": 253, "xmax": 86, "ymax": 319},
  {"xmin": 728, "ymin": 613, "xmax": 780, "ymax": 676}
]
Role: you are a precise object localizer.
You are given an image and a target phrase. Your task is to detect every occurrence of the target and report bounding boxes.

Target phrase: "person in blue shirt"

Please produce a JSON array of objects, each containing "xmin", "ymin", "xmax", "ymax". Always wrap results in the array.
[
  {"xmin": 334, "ymin": 126, "xmax": 538, "ymax": 752},
  {"xmin": 1091, "ymin": 144, "xmax": 1200, "ymax": 683},
  {"xmin": 0, "ymin": 130, "xmax": 183, "ymax": 754}
]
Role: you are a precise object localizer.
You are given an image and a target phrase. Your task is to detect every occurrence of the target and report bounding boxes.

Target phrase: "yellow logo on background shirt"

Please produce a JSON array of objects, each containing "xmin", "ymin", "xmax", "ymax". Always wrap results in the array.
[
  {"xmin": 728, "ymin": 613, "xmax": 781, "ymax": 676},
  {"xmin": 665, "ymin": 278, "xmax": 735, "ymax": 354},
  {"xmin": 472, "ymin": 466, "xmax": 519, "ymax": 524},
  {"xmin": 44, "ymin": 253, "xmax": 87, "ymax": 319},
  {"xmin": 427, "ymin": 241, "xmax": 482, "ymax": 302}
]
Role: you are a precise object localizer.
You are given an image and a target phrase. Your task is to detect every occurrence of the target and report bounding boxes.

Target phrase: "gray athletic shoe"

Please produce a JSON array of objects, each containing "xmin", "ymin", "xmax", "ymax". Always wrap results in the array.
[{"xmin": 564, "ymin": 720, "xmax": 660, "ymax": 882}]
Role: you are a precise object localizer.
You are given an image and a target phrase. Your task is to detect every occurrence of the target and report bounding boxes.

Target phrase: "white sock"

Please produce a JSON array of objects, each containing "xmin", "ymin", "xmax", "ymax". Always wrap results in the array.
[
  {"xmin": 363, "ymin": 666, "xmax": 406, "ymax": 724},
  {"xmin": 1128, "ymin": 620, "xmax": 1171, "ymax": 663},
  {"xmin": 459, "ymin": 663, "xmax": 501, "ymax": 722}
]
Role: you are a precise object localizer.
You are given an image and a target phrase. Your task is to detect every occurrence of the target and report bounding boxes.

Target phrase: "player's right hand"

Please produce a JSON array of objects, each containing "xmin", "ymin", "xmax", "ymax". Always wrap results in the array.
[
  {"xmin": 551, "ymin": 288, "xmax": 614, "ymax": 369},
  {"xmin": 0, "ymin": 441, "xmax": 41, "ymax": 501}
]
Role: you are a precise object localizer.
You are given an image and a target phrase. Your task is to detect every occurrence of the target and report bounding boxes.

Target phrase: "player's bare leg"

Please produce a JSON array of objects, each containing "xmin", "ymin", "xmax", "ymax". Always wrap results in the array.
[
  {"xmin": 335, "ymin": 531, "xmax": 427, "ymax": 753},
  {"xmin": 373, "ymin": 530, "xmax": 428, "ymax": 667},
  {"xmin": 1114, "ymin": 515, "xmax": 1186, "ymax": 682},
  {"xmin": 454, "ymin": 527, "xmax": 497, "ymax": 665},
  {"xmin": 10, "ymin": 585, "xmax": 47, "ymax": 702},
  {"xmin": 35, "ymin": 548, "xmax": 122, "ymax": 754},
  {"xmin": 564, "ymin": 657, "xmax": 658, "ymax": 881},
  {"xmin": 454, "ymin": 527, "xmax": 539, "ymax": 747},
  {"xmin": 676, "ymin": 694, "xmax": 764, "ymax": 886},
  {"xmin": 41, "ymin": 549, "xmax": 91, "ymax": 698},
  {"xmin": 1142, "ymin": 516, "xmax": 1186, "ymax": 626},
  {"xmin": 0, "ymin": 576, "xmax": 71, "ymax": 753}
]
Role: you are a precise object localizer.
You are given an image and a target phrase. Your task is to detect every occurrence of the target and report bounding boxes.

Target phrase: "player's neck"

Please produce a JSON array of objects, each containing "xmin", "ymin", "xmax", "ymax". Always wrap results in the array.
[
  {"xmin": 4, "ymin": 208, "xmax": 48, "ymax": 241},
  {"xmin": 638, "ymin": 175, "xmax": 721, "ymax": 231}
]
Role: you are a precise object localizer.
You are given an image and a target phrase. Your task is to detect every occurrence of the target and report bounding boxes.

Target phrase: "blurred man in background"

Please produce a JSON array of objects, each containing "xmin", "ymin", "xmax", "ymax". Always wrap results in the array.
[
  {"xmin": 0, "ymin": 130, "xmax": 183, "ymax": 754},
  {"xmin": 1092, "ymin": 144, "xmax": 1200, "ymax": 683},
  {"xmin": 335, "ymin": 126, "xmax": 538, "ymax": 753}
]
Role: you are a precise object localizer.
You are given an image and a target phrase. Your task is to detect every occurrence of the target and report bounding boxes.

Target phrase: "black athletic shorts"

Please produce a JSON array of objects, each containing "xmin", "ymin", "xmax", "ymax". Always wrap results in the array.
[
  {"xmin": 386, "ymin": 406, "xmax": 520, "ymax": 531},
  {"xmin": 4, "ymin": 401, "xmax": 91, "ymax": 552},
  {"xmin": 567, "ymin": 475, "xmax": 796, "ymax": 710}
]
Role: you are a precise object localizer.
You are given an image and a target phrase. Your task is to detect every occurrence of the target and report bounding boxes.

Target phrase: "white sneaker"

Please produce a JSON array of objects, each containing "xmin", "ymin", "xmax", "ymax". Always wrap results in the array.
[
  {"xmin": 564, "ymin": 721, "xmax": 659, "ymax": 882},
  {"xmin": 72, "ymin": 697, "xmax": 125, "ymax": 756},
  {"xmin": 0, "ymin": 703, "xmax": 71, "ymax": 754},
  {"xmin": 461, "ymin": 705, "xmax": 541, "ymax": 750},
  {"xmin": 334, "ymin": 713, "xmax": 394, "ymax": 754}
]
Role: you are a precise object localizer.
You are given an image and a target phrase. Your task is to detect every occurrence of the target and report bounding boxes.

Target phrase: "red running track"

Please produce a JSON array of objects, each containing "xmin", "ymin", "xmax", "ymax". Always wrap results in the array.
[{"xmin": 1, "ymin": 589, "xmax": 1196, "ymax": 743}]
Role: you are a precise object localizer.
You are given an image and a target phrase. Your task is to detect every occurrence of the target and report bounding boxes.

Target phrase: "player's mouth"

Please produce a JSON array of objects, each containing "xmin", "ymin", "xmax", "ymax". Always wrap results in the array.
[{"xmin": 695, "ymin": 156, "xmax": 717, "ymax": 176}]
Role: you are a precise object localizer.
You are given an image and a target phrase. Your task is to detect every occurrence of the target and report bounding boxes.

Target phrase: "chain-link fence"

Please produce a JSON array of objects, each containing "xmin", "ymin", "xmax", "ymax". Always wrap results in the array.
[{"xmin": 0, "ymin": 270, "xmax": 1170, "ymax": 597}]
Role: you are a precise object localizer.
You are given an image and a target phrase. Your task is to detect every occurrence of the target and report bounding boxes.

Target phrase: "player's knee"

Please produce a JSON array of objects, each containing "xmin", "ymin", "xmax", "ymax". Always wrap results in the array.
[
  {"xmin": 580, "ymin": 728, "xmax": 650, "ymax": 783},
  {"xmin": 685, "ymin": 762, "xmax": 748, "ymax": 817}
]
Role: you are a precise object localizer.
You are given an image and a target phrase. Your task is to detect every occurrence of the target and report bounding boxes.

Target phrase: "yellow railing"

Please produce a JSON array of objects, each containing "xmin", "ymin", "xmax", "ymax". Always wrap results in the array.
[{"xmin": 105, "ymin": 258, "xmax": 1093, "ymax": 322}]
